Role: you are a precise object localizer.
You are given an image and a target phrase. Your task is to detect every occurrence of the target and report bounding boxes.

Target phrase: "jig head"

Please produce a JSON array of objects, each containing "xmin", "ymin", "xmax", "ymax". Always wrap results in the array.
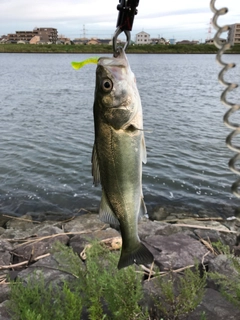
[{"xmin": 210, "ymin": 0, "xmax": 240, "ymax": 197}]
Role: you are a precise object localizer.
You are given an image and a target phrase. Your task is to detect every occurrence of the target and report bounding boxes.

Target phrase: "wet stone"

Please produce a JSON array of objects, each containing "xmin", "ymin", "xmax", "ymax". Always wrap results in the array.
[
  {"xmin": 145, "ymin": 233, "xmax": 211, "ymax": 270},
  {"xmin": 5, "ymin": 214, "xmax": 33, "ymax": 230},
  {"xmin": 63, "ymin": 213, "xmax": 108, "ymax": 233},
  {"xmin": 187, "ymin": 288, "xmax": 240, "ymax": 320},
  {"xmin": 17, "ymin": 255, "xmax": 76, "ymax": 288},
  {"xmin": 70, "ymin": 228, "xmax": 120, "ymax": 255},
  {"xmin": 138, "ymin": 219, "xmax": 164, "ymax": 239},
  {"xmin": 12, "ymin": 233, "xmax": 69, "ymax": 264},
  {"xmin": 0, "ymin": 285, "xmax": 10, "ymax": 304},
  {"xmin": 0, "ymin": 301, "xmax": 11, "ymax": 320},
  {"xmin": 192, "ymin": 228, "xmax": 237, "ymax": 248},
  {"xmin": 0, "ymin": 227, "xmax": 5, "ymax": 236}
]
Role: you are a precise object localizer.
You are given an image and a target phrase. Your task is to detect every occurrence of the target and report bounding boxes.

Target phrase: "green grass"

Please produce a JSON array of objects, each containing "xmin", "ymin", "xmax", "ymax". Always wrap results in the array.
[{"xmin": 1, "ymin": 43, "xmax": 240, "ymax": 54}]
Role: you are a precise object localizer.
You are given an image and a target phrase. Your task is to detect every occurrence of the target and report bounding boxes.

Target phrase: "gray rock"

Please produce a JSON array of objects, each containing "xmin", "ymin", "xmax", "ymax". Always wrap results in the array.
[
  {"xmin": 0, "ymin": 240, "xmax": 13, "ymax": 252},
  {"xmin": 17, "ymin": 255, "xmax": 78, "ymax": 287},
  {"xmin": 32, "ymin": 224, "xmax": 64, "ymax": 237},
  {"xmin": 63, "ymin": 213, "xmax": 108, "ymax": 233},
  {"xmin": 12, "ymin": 232, "xmax": 69, "ymax": 264},
  {"xmin": 0, "ymin": 227, "xmax": 5, "ymax": 236},
  {"xmin": 149, "ymin": 205, "xmax": 199, "ymax": 222},
  {"xmin": 139, "ymin": 219, "xmax": 194, "ymax": 240},
  {"xmin": 0, "ymin": 240, "xmax": 13, "ymax": 276},
  {"xmin": 145, "ymin": 233, "xmax": 210, "ymax": 270},
  {"xmin": 208, "ymin": 254, "xmax": 237, "ymax": 275},
  {"xmin": 187, "ymin": 288, "xmax": 240, "ymax": 319},
  {"xmin": 149, "ymin": 206, "xmax": 169, "ymax": 221},
  {"xmin": 70, "ymin": 227, "xmax": 120, "ymax": 255},
  {"xmin": 193, "ymin": 228, "xmax": 237, "ymax": 248},
  {"xmin": 6, "ymin": 214, "xmax": 33, "ymax": 230},
  {"xmin": 0, "ymin": 215, "xmax": 10, "ymax": 228},
  {"xmin": 138, "ymin": 219, "xmax": 164, "ymax": 239},
  {"xmin": 1, "ymin": 228, "xmax": 37, "ymax": 240},
  {"xmin": 0, "ymin": 285, "xmax": 10, "ymax": 304},
  {"xmin": 0, "ymin": 252, "xmax": 12, "ymax": 269},
  {"xmin": 0, "ymin": 301, "xmax": 11, "ymax": 320}
]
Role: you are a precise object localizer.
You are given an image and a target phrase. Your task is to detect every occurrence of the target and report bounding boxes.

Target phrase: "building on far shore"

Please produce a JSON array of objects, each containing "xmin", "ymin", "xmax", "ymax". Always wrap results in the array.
[
  {"xmin": 150, "ymin": 37, "xmax": 169, "ymax": 45},
  {"xmin": 135, "ymin": 31, "xmax": 151, "ymax": 44},
  {"xmin": 228, "ymin": 23, "xmax": 240, "ymax": 45},
  {"xmin": 29, "ymin": 36, "xmax": 41, "ymax": 44},
  {"xmin": 169, "ymin": 38, "xmax": 176, "ymax": 45},
  {"xmin": 7, "ymin": 28, "xmax": 58, "ymax": 44},
  {"xmin": 35, "ymin": 28, "xmax": 58, "ymax": 43},
  {"xmin": 0, "ymin": 35, "xmax": 8, "ymax": 43},
  {"xmin": 176, "ymin": 40, "xmax": 199, "ymax": 45},
  {"xmin": 205, "ymin": 38, "xmax": 226, "ymax": 45}
]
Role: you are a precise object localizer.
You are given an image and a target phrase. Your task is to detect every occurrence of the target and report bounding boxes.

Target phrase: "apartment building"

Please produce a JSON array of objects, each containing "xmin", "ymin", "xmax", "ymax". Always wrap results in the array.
[
  {"xmin": 7, "ymin": 28, "xmax": 58, "ymax": 44},
  {"xmin": 135, "ymin": 31, "xmax": 151, "ymax": 44},
  {"xmin": 228, "ymin": 23, "xmax": 240, "ymax": 45},
  {"xmin": 34, "ymin": 28, "xmax": 58, "ymax": 43},
  {"xmin": 8, "ymin": 31, "xmax": 38, "ymax": 42}
]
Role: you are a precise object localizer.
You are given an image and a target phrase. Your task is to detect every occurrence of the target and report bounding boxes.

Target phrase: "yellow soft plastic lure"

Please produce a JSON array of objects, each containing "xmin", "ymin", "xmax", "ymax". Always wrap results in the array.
[{"xmin": 71, "ymin": 57, "xmax": 99, "ymax": 70}]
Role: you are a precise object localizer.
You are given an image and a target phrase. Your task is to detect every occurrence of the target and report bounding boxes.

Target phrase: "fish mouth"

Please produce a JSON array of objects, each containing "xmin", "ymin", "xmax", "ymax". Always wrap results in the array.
[{"xmin": 111, "ymin": 99, "xmax": 131, "ymax": 110}]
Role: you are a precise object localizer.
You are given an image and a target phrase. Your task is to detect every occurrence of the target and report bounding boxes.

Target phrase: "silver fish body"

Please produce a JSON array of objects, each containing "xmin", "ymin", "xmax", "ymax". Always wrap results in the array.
[{"xmin": 92, "ymin": 48, "xmax": 153, "ymax": 269}]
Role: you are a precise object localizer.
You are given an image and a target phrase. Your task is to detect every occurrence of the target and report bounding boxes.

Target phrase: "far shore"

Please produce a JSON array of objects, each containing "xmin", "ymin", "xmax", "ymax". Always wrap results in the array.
[{"xmin": 1, "ymin": 43, "xmax": 240, "ymax": 54}]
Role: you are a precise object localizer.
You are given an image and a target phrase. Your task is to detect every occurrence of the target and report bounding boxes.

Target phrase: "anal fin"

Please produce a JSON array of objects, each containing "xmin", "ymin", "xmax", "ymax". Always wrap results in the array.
[
  {"xmin": 99, "ymin": 189, "xmax": 119, "ymax": 226},
  {"xmin": 139, "ymin": 197, "xmax": 147, "ymax": 219}
]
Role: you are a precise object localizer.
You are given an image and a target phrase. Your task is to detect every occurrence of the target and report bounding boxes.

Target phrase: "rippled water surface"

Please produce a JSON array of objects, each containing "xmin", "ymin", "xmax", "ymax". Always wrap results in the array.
[{"xmin": 1, "ymin": 53, "xmax": 240, "ymax": 216}]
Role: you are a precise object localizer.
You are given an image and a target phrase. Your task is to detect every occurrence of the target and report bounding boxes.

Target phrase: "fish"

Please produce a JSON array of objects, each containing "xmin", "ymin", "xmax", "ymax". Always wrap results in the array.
[{"xmin": 92, "ymin": 47, "xmax": 154, "ymax": 269}]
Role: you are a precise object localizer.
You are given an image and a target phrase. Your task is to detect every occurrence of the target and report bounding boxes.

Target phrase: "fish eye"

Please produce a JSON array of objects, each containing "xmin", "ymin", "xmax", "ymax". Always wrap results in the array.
[{"xmin": 102, "ymin": 79, "xmax": 113, "ymax": 92}]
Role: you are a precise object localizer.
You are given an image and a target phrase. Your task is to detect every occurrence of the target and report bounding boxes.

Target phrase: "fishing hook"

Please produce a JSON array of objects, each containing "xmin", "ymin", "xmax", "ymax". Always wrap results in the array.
[
  {"xmin": 112, "ymin": 0, "xmax": 139, "ymax": 56},
  {"xmin": 210, "ymin": 0, "xmax": 240, "ymax": 197},
  {"xmin": 112, "ymin": 27, "xmax": 131, "ymax": 57}
]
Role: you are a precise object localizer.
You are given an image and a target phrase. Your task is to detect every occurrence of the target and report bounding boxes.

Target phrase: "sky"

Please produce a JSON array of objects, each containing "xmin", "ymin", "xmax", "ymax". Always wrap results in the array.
[{"xmin": 0, "ymin": 0, "xmax": 239, "ymax": 42}]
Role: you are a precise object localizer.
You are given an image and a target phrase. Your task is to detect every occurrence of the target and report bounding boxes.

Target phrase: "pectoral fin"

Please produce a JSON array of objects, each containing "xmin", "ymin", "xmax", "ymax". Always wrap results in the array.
[
  {"xmin": 91, "ymin": 143, "xmax": 101, "ymax": 186},
  {"xmin": 99, "ymin": 189, "xmax": 120, "ymax": 226},
  {"xmin": 139, "ymin": 197, "xmax": 147, "ymax": 219}
]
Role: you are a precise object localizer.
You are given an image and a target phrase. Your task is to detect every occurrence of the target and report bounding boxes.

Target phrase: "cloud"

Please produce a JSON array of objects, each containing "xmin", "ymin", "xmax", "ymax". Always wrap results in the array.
[{"xmin": 139, "ymin": 7, "xmax": 211, "ymax": 20}]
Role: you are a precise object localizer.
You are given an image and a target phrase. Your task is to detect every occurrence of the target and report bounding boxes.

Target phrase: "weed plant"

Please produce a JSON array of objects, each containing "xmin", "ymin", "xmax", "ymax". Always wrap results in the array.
[
  {"xmin": 8, "ymin": 241, "xmax": 209, "ymax": 320},
  {"xmin": 209, "ymin": 241, "xmax": 240, "ymax": 308},
  {"xmin": 8, "ymin": 242, "xmax": 147, "ymax": 320},
  {"xmin": 152, "ymin": 265, "xmax": 206, "ymax": 320}
]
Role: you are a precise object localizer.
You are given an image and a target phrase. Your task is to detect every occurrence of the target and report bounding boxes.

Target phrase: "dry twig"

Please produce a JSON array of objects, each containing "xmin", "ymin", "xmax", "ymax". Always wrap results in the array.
[
  {"xmin": 163, "ymin": 217, "xmax": 224, "ymax": 223},
  {"xmin": 5, "ymin": 227, "xmax": 107, "ymax": 246},
  {"xmin": 174, "ymin": 223, "xmax": 236, "ymax": 233},
  {"xmin": 0, "ymin": 253, "xmax": 50, "ymax": 270},
  {"xmin": 2, "ymin": 214, "xmax": 41, "ymax": 224}
]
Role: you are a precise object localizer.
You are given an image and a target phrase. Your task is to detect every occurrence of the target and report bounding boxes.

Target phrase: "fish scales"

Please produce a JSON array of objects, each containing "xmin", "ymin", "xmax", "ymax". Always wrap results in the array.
[{"xmin": 92, "ymin": 48, "xmax": 154, "ymax": 269}]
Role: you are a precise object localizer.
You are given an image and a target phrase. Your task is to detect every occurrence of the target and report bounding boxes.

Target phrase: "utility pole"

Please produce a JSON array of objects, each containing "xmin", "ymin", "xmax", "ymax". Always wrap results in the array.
[
  {"xmin": 207, "ymin": 18, "xmax": 212, "ymax": 40},
  {"xmin": 81, "ymin": 24, "xmax": 87, "ymax": 39}
]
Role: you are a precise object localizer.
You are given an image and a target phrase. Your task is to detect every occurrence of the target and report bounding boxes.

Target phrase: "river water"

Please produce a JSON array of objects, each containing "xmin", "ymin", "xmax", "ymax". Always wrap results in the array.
[{"xmin": 0, "ymin": 53, "xmax": 240, "ymax": 217}]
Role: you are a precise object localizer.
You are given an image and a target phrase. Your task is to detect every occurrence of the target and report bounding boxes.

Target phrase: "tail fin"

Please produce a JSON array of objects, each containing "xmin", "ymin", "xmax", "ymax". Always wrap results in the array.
[{"xmin": 117, "ymin": 242, "xmax": 154, "ymax": 270}]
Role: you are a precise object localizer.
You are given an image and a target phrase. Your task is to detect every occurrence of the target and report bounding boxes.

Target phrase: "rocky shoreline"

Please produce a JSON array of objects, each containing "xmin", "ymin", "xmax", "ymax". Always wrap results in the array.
[{"xmin": 1, "ymin": 205, "xmax": 240, "ymax": 319}]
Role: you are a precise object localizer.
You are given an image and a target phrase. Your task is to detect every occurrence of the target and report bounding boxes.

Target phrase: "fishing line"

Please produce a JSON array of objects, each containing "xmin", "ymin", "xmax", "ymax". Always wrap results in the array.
[{"xmin": 210, "ymin": 0, "xmax": 240, "ymax": 198}]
